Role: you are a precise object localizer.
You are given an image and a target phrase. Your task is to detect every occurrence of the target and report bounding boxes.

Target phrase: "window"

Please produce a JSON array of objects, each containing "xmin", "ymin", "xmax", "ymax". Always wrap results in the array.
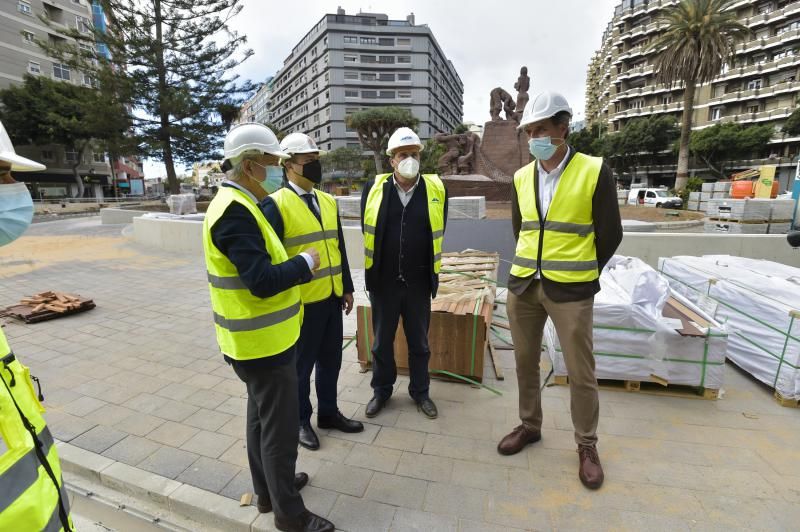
[
  {"xmin": 747, "ymin": 79, "xmax": 763, "ymax": 90},
  {"xmin": 82, "ymin": 73, "xmax": 93, "ymax": 86},
  {"xmin": 344, "ymin": 71, "xmax": 358, "ymax": 80},
  {"xmin": 661, "ymin": 95, "xmax": 672, "ymax": 105},
  {"xmin": 76, "ymin": 16, "xmax": 91, "ymax": 33},
  {"xmin": 379, "ymin": 38, "xmax": 394, "ymax": 46},
  {"xmin": 345, "ymin": 90, "xmax": 358, "ymax": 98},
  {"xmin": 53, "ymin": 63, "xmax": 70, "ymax": 81},
  {"xmin": 398, "ymin": 73, "xmax": 411, "ymax": 81},
  {"xmin": 397, "ymin": 38, "xmax": 411, "ymax": 46},
  {"xmin": 41, "ymin": 150, "xmax": 54, "ymax": 161},
  {"xmin": 343, "ymin": 35, "xmax": 358, "ymax": 44},
  {"xmin": 93, "ymin": 152, "xmax": 105, "ymax": 163},
  {"xmin": 378, "ymin": 56, "xmax": 395, "ymax": 64},
  {"xmin": 22, "ymin": 30, "xmax": 35, "ymax": 43},
  {"xmin": 379, "ymin": 73, "xmax": 395, "ymax": 81},
  {"xmin": 18, "ymin": 1, "xmax": 32, "ymax": 15},
  {"xmin": 747, "ymin": 104, "xmax": 760, "ymax": 114},
  {"xmin": 343, "ymin": 54, "xmax": 357, "ymax": 63},
  {"xmin": 360, "ymin": 55, "xmax": 377, "ymax": 63},
  {"xmin": 347, "ymin": 142, "xmax": 361, "ymax": 149},
  {"xmin": 361, "ymin": 72, "xmax": 377, "ymax": 81},
  {"xmin": 711, "ymin": 107, "xmax": 723, "ymax": 120},
  {"xmin": 360, "ymin": 36, "xmax": 377, "ymax": 45},
  {"xmin": 630, "ymin": 98, "xmax": 644, "ymax": 109},
  {"xmin": 64, "ymin": 150, "xmax": 79, "ymax": 163},
  {"xmin": 379, "ymin": 91, "xmax": 395, "ymax": 99},
  {"xmin": 362, "ymin": 90, "xmax": 378, "ymax": 99},
  {"xmin": 398, "ymin": 56, "xmax": 411, "ymax": 64},
  {"xmin": 758, "ymin": 2, "xmax": 775, "ymax": 14},
  {"xmin": 398, "ymin": 90, "xmax": 411, "ymax": 99},
  {"xmin": 27, "ymin": 61, "xmax": 40, "ymax": 75}
]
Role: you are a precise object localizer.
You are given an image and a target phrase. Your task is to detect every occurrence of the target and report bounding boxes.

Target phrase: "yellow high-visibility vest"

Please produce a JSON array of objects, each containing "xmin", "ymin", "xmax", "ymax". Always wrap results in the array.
[
  {"xmin": 203, "ymin": 186, "xmax": 303, "ymax": 360},
  {"xmin": 362, "ymin": 173, "xmax": 445, "ymax": 273},
  {"xmin": 0, "ymin": 328, "xmax": 74, "ymax": 532},
  {"xmin": 270, "ymin": 187, "xmax": 344, "ymax": 304},
  {"xmin": 510, "ymin": 153, "xmax": 602, "ymax": 283}
]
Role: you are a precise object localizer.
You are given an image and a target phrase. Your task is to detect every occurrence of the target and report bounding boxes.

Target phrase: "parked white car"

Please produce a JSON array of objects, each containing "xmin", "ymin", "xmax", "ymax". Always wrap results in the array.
[{"xmin": 627, "ymin": 187, "xmax": 683, "ymax": 208}]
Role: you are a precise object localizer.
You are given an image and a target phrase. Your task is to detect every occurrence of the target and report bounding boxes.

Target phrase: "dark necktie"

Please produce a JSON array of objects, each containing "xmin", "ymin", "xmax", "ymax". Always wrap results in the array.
[{"xmin": 303, "ymin": 193, "xmax": 321, "ymax": 223}]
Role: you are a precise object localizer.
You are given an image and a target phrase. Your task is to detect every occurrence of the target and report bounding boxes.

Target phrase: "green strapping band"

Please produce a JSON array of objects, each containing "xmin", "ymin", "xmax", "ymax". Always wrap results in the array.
[
  {"xmin": 490, "ymin": 326, "xmax": 513, "ymax": 345},
  {"xmin": 430, "ymin": 369, "xmax": 502, "ymax": 396},
  {"xmin": 700, "ymin": 336, "xmax": 710, "ymax": 388},
  {"xmin": 342, "ymin": 336, "xmax": 355, "ymax": 351},
  {"xmin": 732, "ymin": 331, "xmax": 799, "ymax": 369},
  {"xmin": 554, "ymin": 348, "xmax": 725, "ymax": 366},
  {"xmin": 774, "ymin": 314, "xmax": 797, "ymax": 388},
  {"xmin": 361, "ymin": 306, "xmax": 372, "ymax": 363},
  {"xmin": 470, "ymin": 297, "xmax": 481, "ymax": 376}
]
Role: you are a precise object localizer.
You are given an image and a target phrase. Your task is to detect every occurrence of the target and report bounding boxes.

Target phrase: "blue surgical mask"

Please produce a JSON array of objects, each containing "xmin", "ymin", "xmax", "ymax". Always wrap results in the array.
[
  {"xmin": 0, "ymin": 182, "xmax": 34, "ymax": 246},
  {"xmin": 529, "ymin": 137, "xmax": 562, "ymax": 161},
  {"xmin": 251, "ymin": 161, "xmax": 285, "ymax": 194}
]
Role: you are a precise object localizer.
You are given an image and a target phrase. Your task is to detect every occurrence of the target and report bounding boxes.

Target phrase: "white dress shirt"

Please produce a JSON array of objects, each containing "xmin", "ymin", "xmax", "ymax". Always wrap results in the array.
[
  {"xmin": 287, "ymin": 180, "xmax": 320, "ymax": 216},
  {"xmin": 537, "ymin": 146, "xmax": 571, "ymax": 218},
  {"xmin": 392, "ymin": 175, "xmax": 419, "ymax": 207}
]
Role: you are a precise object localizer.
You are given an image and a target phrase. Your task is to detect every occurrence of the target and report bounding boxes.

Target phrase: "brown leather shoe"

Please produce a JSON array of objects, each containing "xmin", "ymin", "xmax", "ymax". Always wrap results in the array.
[
  {"xmin": 497, "ymin": 425, "xmax": 541, "ymax": 455},
  {"xmin": 578, "ymin": 445, "xmax": 604, "ymax": 489}
]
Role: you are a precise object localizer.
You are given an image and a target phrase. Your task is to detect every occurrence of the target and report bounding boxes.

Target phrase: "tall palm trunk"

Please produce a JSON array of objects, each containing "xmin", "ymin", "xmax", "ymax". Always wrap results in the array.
[{"xmin": 675, "ymin": 79, "xmax": 696, "ymax": 192}]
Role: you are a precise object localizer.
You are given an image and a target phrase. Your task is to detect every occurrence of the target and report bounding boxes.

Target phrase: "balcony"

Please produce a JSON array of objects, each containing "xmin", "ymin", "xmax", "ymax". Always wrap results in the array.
[
  {"xmin": 705, "ymin": 80, "xmax": 800, "ymax": 107},
  {"xmin": 611, "ymin": 101, "xmax": 684, "ymax": 120},
  {"xmin": 736, "ymin": 29, "xmax": 800, "ymax": 56},
  {"xmin": 715, "ymin": 54, "xmax": 800, "ymax": 83},
  {"xmin": 615, "ymin": 83, "xmax": 674, "ymax": 101},
  {"xmin": 616, "ymin": 63, "xmax": 655, "ymax": 81},
  {"xmin": 744, "ymin": 2, "xmax": 800, "ymax": 29},
  {"xmin": 711, "ymin": 107, "xmax": 793, "ymax": 126}
]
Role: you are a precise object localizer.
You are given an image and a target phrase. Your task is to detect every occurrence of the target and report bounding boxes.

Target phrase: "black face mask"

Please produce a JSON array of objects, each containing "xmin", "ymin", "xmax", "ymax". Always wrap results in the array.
[{"xmin": 294, "ymin": 159, "xmax": 322, "ymax": 184}]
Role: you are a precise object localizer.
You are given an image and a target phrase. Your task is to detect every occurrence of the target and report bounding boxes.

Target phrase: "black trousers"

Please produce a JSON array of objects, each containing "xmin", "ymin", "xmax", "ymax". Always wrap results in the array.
[
  {"xmin": 230, "ymin": 353, "xmax": 305, "ymax": 519},
  {"xmin": 369, "ymin": 283, "xmax": 432, "ymax": 402},
  {"xmin": 296, "ymin": 296, "xmax": 343, "ymax": 422}
]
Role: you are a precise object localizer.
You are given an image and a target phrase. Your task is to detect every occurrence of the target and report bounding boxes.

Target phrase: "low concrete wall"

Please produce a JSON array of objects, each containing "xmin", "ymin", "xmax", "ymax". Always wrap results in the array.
[
  {"xmin": 100, "ymin": 208, "xmax": 149, "ymax": 225},
  {"xmin": 342, "ymin": 226, "xmax": 364, "ymax": 269},
  {"xmin": 617, "ymin": 233, "xmax": 800, "ymax": 269},
  {"xmin": 133, "ymin": 217, "xmax": 203, "ymax": 254}
]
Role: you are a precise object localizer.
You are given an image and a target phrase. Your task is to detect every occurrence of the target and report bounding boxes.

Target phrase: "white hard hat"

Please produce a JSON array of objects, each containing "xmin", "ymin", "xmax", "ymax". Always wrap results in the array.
[
  {"xmin": 0, "ymin": 121, "xmax": 45, "ymax": 172},
  {"xmin": 517, "ymin": 91, "xmax": 573, "ymax": 130},
  {"xmin": 280, "ymin": 132, "xmax": 326, "ymax": 156},
  {"xmin": 386, "ymin": 127, "xmax": 424, "ymax": 156},
  {"xmin": 224, "ymin": 123, "xmax": 289, "ymax": 165}
]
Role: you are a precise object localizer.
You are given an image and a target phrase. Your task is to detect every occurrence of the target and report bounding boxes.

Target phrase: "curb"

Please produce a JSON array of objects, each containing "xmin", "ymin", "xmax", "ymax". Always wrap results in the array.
[
  {"xmin": 57, "ymin": 441, "xmax": 274, "ymax": 532},
  {"xmin": 653, "ymin": 220, "xmax": 704, "ymax": 230}
]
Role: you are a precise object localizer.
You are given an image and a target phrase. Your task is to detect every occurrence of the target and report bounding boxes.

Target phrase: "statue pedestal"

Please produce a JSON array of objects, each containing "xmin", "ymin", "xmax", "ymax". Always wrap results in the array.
[
  {"xmin": 441, "ymin": 174, "xmax": 512, "ymax": 201},
  {"xmin": 476, "ymin": 120, "xmax": 531, "ymax": 181}
]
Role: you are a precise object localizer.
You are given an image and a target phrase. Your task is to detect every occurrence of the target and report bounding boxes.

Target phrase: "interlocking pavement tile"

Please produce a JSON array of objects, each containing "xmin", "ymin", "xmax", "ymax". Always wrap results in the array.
[
  {"xmin": 62, "ymin": 396, "xmax": 107, "ymax": 417},
  {"xmin": 112, "ymin": 413, "xmax": 165, "ymax": 437},
  {"xmin": 176, "ymin": 456, "xmax": 243, "ymax": 494},
  {"xmin": 101, "ymin": 435, "xmax": 161, "ymax": 466},
  {"xmin": 146, "ymin": 421, "xmax": 199, "ymax": 447},
  {"xmin": 395, "ymin": 451, "xmax": 453, "ymax": 483},
  {"xmin": 70, "ymin": 425, "xmax": 128, "ymax": 454},
  {"xmin": 43, "ymin": 410, "xmax": 97, "ymax": 442},
  {"xmin": 364, "ymin": 471, "xmax": 428, "ymax": 509},
  {"xmin": 422, "ymin": 482, "xmax": 486, "ymax": 521},
  {"xmin": 182, "ymin": 408, "xmax": 233, "ymax": 432},
  {"xmin": 327, "ymin": 494, "xmax": 396, "ymax": 532},
  {"xmin": 344, "ymin": 442, "xmax": 402, "ymax": 473},
  {"xmin": 310, "ymin": 462, "xmax": 373, "ymax": 497},
  {"xmin": 391, "ymin": 508, "xmax": 457, "ymax": 532},
  {"xmin": 373, "ymin": 426, "xmax": 427, "ymax": 453},
  {"xmin": 137, "ymin": 446, "xmax": 199, "ymax": 480},
  {"xmin": 180, "ymin": 430, "xmax": 237, "ymax": 459}
]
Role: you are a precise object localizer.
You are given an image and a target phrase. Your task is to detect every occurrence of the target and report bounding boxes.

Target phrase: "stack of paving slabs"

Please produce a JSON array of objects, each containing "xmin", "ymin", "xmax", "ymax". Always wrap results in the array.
[
  {"xmin": 768, "ymin": 199, "xmax": 796, "ymax": 234},
  {"xmin": 544, "ymin": 256, "xmax": 728, "ymax": 396},
  {"xmin": 356, "ymin": 251, "xmax": 499, "ymax": 383},
  {"xmin": 658, "ymin": 255, "xmax": 800, "ymax": 405},
  {"xmin": 1, "ymin": 291, "xmax": 95, "ymax": 323},
  {"xmin": 334, "ymin": 195, "xmax": 361, "ymax": 219},
  {"xmin": 705, "ymin": 198, "xmax": 771, "ymax": 234},
  {"xmin": 447, "ymin": 196, "xmax": 486, "ymax": 219}
]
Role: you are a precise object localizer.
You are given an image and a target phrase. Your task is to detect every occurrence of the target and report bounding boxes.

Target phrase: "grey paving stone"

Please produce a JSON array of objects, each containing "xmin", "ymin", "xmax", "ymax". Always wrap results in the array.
[
  {"xmin": 112, "ymin": 412, "xmax": 164, "ymax": 437},
  {"xmin": 219, "ymin": 468, "xmax": 253, "ymax": 501},
  {"xmin": 483, "ymin": 492, "xmax": 552, "ymax": 530},
  {"xmin": 373, "ymin": 426, "xmax": 427, "ymax": 453},
  {"xmin": 43, "ymin": 410, "xmax": 97, "ymax": 442},
  {"xmin": 328, "ymin": 494, "xmax": 396, "ymax": 532},
  {"xmin": 176, "ymin": 456, "xmax": 242, "ymax": 494},
  {"xmin": 154, "ymin": 382, "xmax": 200, "ymax": 402},
  {"xmin": 395, "ymin": 452, "xmax": 454, "ymax": 483},
  {"xmin": 217, "ymin": 415, "xmax": 245, "ymax": 438},
  {"xmin": 137, "ymin": 446, "xmax": 200, "ymax": 480},
  {"xmin": 423, "ymin": 482, "xmax": 486, "ymax": 521},
  {"xmin": 180, "ymin": 429, "xmax": 237, "ymax": 459},
  {"xmin": 215, "ymin": 396, "xmax": 247, "ymax": 416},
  {"xmin": 183, "ymin": 408, "xmax": 233, "ymax": 432},
  {"xmin": 451, "ymin": 459, "xmax": 510, "ymax": 493},
  {"xmin": 83, "ymin": 404, "xmax": 136, "ymax": 426},
  {"xmin": 310, "ymin": 462, "xmax": 373, "ymax": 497},
  {"xmin": 62, "ymin": 396, "xmax": 107, "ymax": 417},
  {"xmin": 146, "ymin": 421, "xmax": 199, "ymax": 447},
  {"xmin": 185, "ymin": 389, "xmax": 230, "ymax": 410},
  {"xmin": 391, "ymin": 508, "xmax": 458, "ymax": 532},
  {"xmin": 364, "ymin": 471, "xmax": 427, "ymax": 509},
  {"xmin": 344, "ymin": 443, "xmax": 402, "ymax": 473},
  {"xmin": 70, "ymin": 425, "xmax": 128, "ymax": 454},
  {"xmin": 101, "ymin": 435, "xmax": 161, "ymax": 466}
]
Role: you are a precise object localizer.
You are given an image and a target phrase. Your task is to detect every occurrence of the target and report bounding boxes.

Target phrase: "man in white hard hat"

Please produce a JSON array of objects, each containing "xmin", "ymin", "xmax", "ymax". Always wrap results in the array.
[
  {"xmin": 0, "ymin": 121, "xmax": 75, "ymax": 531},
  {"xmin": 261, "ymin": 132, "xmax": 363, "ymax": 451},
  {"xmin": 360, "ymin": 127, "xmax": 448, "ymax": 419},
  {"xmin": 203, "ymin": 123, "xmax": 334, "ymax": 532},
  {"xmin": 496, "ymin": 92, "xmax": 622, "ymax": 490}
]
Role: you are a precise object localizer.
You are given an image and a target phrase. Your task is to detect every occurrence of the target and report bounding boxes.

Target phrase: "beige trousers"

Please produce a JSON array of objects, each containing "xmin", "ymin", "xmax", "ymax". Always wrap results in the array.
[{"xmin": 507, "ymin": 280, "xmax": 599, "ymax": 446}]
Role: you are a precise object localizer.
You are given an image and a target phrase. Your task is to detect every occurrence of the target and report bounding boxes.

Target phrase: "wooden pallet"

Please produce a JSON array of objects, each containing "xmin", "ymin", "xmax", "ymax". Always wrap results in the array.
[
  {"xmin": 1, "ymin": 291, "xmax": 95, "ymax": 323},
  {"xmin": 553, "ymin": 375, "xmax": 719, "ymax": 400},
  {"xmin": 774, "ymin": 391, "xmax": 800, "ymax": 408},
  {"xmin": 707, "ymin": 217, "xmax": 767, "ymax": 224}
]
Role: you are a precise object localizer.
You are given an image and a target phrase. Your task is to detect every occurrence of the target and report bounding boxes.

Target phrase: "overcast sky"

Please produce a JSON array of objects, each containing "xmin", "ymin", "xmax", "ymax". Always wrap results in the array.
[{"xmin": 146, "ymin": 0, "xmax": 620, "ymax": 178}]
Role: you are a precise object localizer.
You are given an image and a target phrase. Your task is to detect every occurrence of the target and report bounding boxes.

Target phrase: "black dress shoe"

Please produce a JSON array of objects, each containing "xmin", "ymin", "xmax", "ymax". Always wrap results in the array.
[
  {"xmin": 298, "ymin": 422, "xmax": 319, "ymax": 450},
  {"xmin": 317, "ymin": 411, "xmax": 364, "ymax": 433},
  {"xmin": 365, "ymin": 395, "xmax": 388, "ymax": 418},
  {"xmin": 256, "ymin": 473, "xmax": 309, "ymax": 513},
  {"xmin": 275, "ymin": 509, "xmax": 334, "ymax": 532},
  {"xmin": 416, "ymin": 397, "xmax": 438, "ymax": 419}
]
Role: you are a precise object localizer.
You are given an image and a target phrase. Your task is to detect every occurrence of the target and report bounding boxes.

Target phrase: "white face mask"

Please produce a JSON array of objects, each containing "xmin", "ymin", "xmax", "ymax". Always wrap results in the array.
[{"xmin": 397, "ymin": 157, "xmax": 419, "ymax": 179}]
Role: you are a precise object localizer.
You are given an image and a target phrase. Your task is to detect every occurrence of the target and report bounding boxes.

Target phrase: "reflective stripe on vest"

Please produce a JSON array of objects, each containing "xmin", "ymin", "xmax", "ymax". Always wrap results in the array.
[
  {"xmin": 270, "ymin": 188, "xmax": 344, "ymax": 304},
  {"xmin": 0, "ymin": 328, "xmax": 73, "ymax": 531},
  {"xmin": 203, "ymin": 187, "xmax": 302, "ymax": 360},
  {"xmin": 510, "ymin": 153, "xmax": 602, "ymax": 283},
  {"xmin": 362, "ymin": 173, "xmax": 446, "ymax": 273}
]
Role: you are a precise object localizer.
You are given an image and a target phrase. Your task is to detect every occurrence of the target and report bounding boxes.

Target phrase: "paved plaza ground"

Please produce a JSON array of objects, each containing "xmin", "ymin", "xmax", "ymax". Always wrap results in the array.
[{"xmin": 1, "ymin": 216, "xmax": 799, "ymax": 531}]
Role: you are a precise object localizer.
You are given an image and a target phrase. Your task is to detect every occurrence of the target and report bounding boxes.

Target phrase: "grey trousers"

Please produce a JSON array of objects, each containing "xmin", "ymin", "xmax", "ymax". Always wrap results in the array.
[{"xmin": 230, "ymin": 355, "xmax": 305, "ymax": 519}]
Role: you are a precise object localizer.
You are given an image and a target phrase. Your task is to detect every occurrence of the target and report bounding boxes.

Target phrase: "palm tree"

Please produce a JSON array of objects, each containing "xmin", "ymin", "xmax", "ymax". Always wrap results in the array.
[{"xmin": 649, "ymin": 0, "xmax": 749, "ymax": 191}]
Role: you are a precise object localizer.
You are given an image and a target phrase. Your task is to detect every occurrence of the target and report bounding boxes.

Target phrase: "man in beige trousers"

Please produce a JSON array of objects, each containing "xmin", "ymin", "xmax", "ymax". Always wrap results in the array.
[{"xmin": 497, "ymin": 91, "xmax": 622, "ymax": 489}]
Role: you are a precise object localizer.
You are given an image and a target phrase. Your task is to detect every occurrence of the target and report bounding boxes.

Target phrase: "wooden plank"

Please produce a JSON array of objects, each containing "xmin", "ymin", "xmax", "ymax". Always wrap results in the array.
[{"xmin": 487, "ymin": 343, "xmax": 504, "ymax": 380}]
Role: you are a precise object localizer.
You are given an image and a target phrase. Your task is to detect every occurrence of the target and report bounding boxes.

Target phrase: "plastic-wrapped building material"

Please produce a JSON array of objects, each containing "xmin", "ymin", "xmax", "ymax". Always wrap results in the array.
[
  {"xmin": 707, "ymin": 198, "xmax": 771, "ymax": 221},
  {"xmin": 769, "ymin": 199, "xmax": 796, "ymax": 221},
  {"xmin": 166, "ymin": 194, "xmax": 197, "ymax": 215},
  {"xmin": 335, "ymin": 196, "xmax": 361, "ymax": 219},
  {"xmin": 713, "ymin": 181, "xmax": 732, "ymax": 193},
  {"xmin": 658, "ymin": 255, "xmax": 800, "ymax": 400},
  {"xmin": 703, "ymin": 221, "xmax": 768, "ymax": 234},
  {"xmin": 544, "ymin": 256, "xmax": 728, "ymax": 391}
]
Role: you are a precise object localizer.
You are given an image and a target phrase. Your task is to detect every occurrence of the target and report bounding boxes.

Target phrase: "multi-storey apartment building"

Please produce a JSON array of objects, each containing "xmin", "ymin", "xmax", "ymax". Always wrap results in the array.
[
  {"xmin": 237, "ymin": 77, "xmax": 275, "ymax": 126},
  {"xmin": 0, "ymin": 0, "xmax": 142, "ymax": 198},
  {"xmin": 587, "ymin": 0, "xmax": 800, "ymax": 190},
  {"xmin": 264, "ymin": 8, "xmax": 463, "ymax": 152}
]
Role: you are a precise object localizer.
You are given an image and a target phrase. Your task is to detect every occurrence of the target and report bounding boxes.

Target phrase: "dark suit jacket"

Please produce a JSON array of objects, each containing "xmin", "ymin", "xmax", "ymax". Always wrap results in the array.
[{"xmin": 509, "ymin": 147, "xmax": 623, "ymax": 302}]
